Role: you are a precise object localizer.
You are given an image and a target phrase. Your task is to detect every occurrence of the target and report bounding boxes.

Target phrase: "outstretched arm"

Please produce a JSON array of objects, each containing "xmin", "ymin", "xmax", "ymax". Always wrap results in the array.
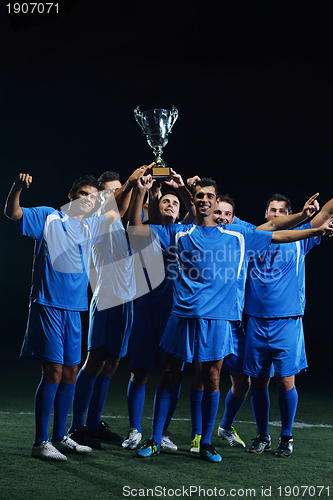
[
  {"xmin": 271, "ymin": 218, "xmax": 333, "ymax": 243},
  {"xmin": 257, "ymin": 193, "xmax": 320, "ymax": 231},
  {"xmin": 310, "ymin": 196, "xmax": 333, "ymax": 228},
  {"xmin": 4, "ymin": 173, "xmax": 32, "ymax": 220}
]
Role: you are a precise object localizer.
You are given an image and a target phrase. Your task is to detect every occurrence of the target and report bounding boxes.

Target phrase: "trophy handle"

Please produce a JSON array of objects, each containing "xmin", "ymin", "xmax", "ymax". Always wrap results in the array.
[
  {"xmin": 134, "ymin": 106, "xmax": 144, "ymax": 131},
  {"xmin": 170, "ymin": 106, "xmax": 179, "ymax": 129}
]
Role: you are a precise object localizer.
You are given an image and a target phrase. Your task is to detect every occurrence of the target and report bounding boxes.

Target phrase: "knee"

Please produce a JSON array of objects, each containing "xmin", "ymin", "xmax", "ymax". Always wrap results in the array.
[{"xmin": 62, "ymin": 365, "xmax": 79, "ymax": 384}]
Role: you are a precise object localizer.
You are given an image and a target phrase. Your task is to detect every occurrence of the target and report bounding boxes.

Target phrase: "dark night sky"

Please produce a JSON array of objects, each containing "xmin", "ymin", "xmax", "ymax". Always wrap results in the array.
[{"xmin": 1, "ymin": 1, "xmax": 332, "ymax": 364}]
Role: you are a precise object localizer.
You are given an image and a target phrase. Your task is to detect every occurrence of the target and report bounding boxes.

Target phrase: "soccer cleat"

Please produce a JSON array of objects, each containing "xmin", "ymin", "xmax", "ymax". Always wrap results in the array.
[
  {"xmin": 68, "ymin": 426, "xmax": 101, "ymax": 449},
  {"xmin": 88, "ymin": 421, "xmax": 123, "ymax": 442},
  {"xmin": 53, "ymin": 435, "xmax": 92, "ymax": 455},
  {"xmin": 161, "ymin": 431, "xmax": 178, "ymax": 451},
  {"xmin": 122, "ymin": 428, "xmax": 142, "ymax": 449},
  {"xmin": 190, "ymin": 434, "xmax": 201, "ymax": 454},
  {"xmin": 217, "ymin": 425, "xmax": 246, "ymax": 448},
  {"xmin": 136, "ymin": 439, "xmax": 161, "ymax": 458},
  {"xmin": 200, "ymin": 443, "xmax": 222, "ymax": 463},
  {"xmin": 247, "ymin": 434, "xmax": 271, "ymax": 454},
  {"xmin": 274, "ymin": 437, "xmax": 293, "ymax": 458},
  {"xmin": 31, "ymin": 440, "xmax": 67, "ymax": 462}
]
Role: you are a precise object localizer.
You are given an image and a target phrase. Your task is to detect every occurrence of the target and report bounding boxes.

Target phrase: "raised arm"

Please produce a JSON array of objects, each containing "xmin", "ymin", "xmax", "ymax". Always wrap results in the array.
[
  {"xmin": 103, "ymin": 165, "xmax": 151, "ymax": 225},
  {"xmin": 4, "ymin": 173, "xmax": 32, "ymax": 220},
  {"xmin": 128, "ymin": 175, "xmax": 153, "ymax": 236},
  {"xmin": 164, "ymin": 169, "xmax": 196, "ymax": 224},
  {"xmin": 310, "ymin": 196, "xmax": 333, "ymax": 228},
  {"xmin": 257, "ymin": 193, "xmax": 320, "ymax": 231},
  {"xmin": 271, "ymin": 218, "xmax": 333, "ymax": 243}
]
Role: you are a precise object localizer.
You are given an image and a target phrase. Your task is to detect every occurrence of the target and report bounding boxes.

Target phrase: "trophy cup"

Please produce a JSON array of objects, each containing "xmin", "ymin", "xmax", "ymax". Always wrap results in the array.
[{"xmin": 134, "ymin": 106, "xmax": 178, "ymax": 179}]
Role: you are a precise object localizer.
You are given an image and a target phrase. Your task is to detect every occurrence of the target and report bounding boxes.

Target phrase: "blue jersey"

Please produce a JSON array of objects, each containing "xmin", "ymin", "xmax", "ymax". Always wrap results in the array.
[
  {"xmin": 17, "ymin": 206, "xmax": 105, "ymax": 311},
  {"xmin": 152, "ymin": 223, "xmax": 272, "ymax": 320},
  {"xmin": 244, "ymin": 222, "xmax": 320, "ymax": 318},
  {"xmin": 91, "ymin": 216, "xmax": 136, "ymax": 310}
]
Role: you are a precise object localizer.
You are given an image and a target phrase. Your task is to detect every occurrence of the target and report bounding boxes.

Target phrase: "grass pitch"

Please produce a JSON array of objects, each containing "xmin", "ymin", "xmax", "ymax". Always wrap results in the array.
[{"xmin": 1, "ymin": 354, "xmax": 332, "ymax": 500}]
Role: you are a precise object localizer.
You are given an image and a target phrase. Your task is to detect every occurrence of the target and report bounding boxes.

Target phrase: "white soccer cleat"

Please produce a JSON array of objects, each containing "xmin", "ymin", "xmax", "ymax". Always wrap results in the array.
[
  {"xmin": 161, "ymin": 432, "xmax": 178, "ymax": 451},
  {"xmin": 217, "ymin": 426, "xmax": 246, "ymax": 448},
  {"xmin": 31, "ymin": 440, "xmax": 67, "ymax": 462},
  {"xmin": 53, "ymin": 435, "xmax": 92, "ymax": 455},
  {"xmin": 122, "ymin": 428, "xmax": 142, "ymax": 449}
]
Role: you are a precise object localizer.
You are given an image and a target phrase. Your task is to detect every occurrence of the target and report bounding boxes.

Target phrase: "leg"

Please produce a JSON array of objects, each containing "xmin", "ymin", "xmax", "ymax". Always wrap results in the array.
[
  {"xmin": 70, "ymin": 347, "xmax": 108, "ymax": 433},
  {"xmin": 136, "ymin": 352, "xmax": 183, "ymax": 458},
  {"xmin": 247, "ymin": 376, "xmax": 272, "ymax": 454},
  {"xmin": 198, "ymin": 360, "xmax": 223, "ymax": 463},
  {"xmin": 52, "ymin": 364, "xmax": 78, "ymax": 442},
  {"xmin": 218, "ymin": 371, "xmax": 250, "ymax": 448},
  {"xmin": 34, "ymin": 361, "xmax": 63, "ymax": 445},
  {"xmin": 85, "ymin": 354, "xmax": 120, "ymax": 430},
  {"xmin": 274, "ymin": 375, "xmax": 297, "ymax": 457},
  {"xmin": 122, "ymin": 367, "xmax": 150, "ymax": 449}
]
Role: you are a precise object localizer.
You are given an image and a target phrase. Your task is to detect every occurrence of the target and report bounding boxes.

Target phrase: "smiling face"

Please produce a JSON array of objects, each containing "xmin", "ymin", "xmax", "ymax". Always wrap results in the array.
[
  {"xmin": 192, "ymin": 185, "xmax": 218, "ymax": 218},
  {"xmin": 265, "ymin": 200, "xmax": 290, "ymax": 222},
  {"xmin": 159, "ymin": 193, "xmax": 180, "ymax": 223},
  {"xmin": 68, "ymin": 184, "xmax": 98, "ymax": 216},
  {"xmin": 213, "ymin": 201, "xmax": 234, "ymax": 225}
]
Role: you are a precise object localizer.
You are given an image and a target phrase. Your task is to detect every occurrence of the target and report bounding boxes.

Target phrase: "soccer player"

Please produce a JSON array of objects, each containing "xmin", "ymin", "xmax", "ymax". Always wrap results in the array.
[
  {"xmin": 123, "ymin": 170, "xmax": 194, "ymax": 451},
  {"xmin": 189, "ymin": 192, "xmax": 321, "ymax": 453},
  {"xmin": 244, "ymin": 193, "xmax": 333, "ymax": 457},
  {"xmin": 4, "ymin": 168, "xmax": 145, "ymax": 461},
  {"xmin": 69, "ymin": 170, "xmax": 136, "ymax": 448},
  {"xmin": 129, "ymin": 175, "xmax": 332, "ymax": 463}
]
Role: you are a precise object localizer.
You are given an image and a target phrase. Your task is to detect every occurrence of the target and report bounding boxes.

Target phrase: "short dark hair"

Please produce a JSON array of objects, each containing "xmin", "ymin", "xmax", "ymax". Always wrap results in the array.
[
  {"xmin": 218, "ymin": 194, "xmax": 236, "ymax": 216},
  {"xmin": 192, "ymin": 177, "xmax": 219, "ymax": 197},
  {"xmin": 70, "ymin": 175, "xmax": 98, "ymax": 193},
  {"xmin": 159, "ymin": 190, "xmax": 181, "ymax": 204},
  {"xmin": 97, "ymin": 171, "xmax": 120, "ymax": 189},
  {"xmin": 266, "ymin": 193, "xmax": 292, "ymax": 213}
]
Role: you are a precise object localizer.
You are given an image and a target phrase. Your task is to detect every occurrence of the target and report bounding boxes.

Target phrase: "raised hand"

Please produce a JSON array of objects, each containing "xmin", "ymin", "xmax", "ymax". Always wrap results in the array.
[
  {"xmin": 14, "ymin": 173, "xmax": 33, "ymax": 190},
  {"xmin": 302, "ymin": 193, "xmax": 320, "ymax": 218}
]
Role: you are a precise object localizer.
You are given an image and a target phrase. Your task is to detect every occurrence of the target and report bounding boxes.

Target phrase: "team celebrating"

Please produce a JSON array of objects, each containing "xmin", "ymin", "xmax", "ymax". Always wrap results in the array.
[{"xmin": 4, "ymin": 164, "xmax": 333, "ymax": 463}]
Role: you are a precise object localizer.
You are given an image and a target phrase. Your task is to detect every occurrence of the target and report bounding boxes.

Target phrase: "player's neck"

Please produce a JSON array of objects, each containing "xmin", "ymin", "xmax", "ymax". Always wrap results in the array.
[{"xmin": 195, "ymin": 213, "xmax": 217, "ymax": 227}]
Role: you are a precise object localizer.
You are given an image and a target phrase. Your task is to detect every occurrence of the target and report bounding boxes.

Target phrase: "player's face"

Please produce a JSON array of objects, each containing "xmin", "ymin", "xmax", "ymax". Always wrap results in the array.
[
  {"xmin": 213, "ymin": 202, "xmax": 234, "ymax": 224},
  {"xmin": 265, "ymin": 200, "xmax": 290, "ymax": 221},
  {"xmin": 69, "ymin": 184, "xmax": 98, "ymax": 214},
  {"xmin": 100, "ymin": 180, "xmax": 122, "ymax": 202},
  {"xmin": 159, "ymin": 194, "xmax": 180, "ymax": 222},
  {"xmin": 193, "ymin": 186, "xmax": 217, "ymax": 217}
]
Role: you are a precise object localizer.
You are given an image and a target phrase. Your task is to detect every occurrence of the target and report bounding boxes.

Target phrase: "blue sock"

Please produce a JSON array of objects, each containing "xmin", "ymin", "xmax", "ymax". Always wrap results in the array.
[
  {"xmin": 201, "ymin": 390, "xmax": 220, "ymax": 445},
  {"xmin": 151, "ymin": 385, "xmax": 172, "ymax": 444},
  {"xmin": 52, "ymin": 382, "xmax": 75, "ymax": 442},
  {"xmin": 69, "ymin": 369, "xmax": 97, "ymax": 432},
  {"xmin": 127, "ymin": 379, "xmax": 146, "ymax": 433},
  {"xmin": 34, "ymin": 379, "xmax": 58, "ymax": 446},
  {"xmin": 190, "ymin": 386, "xmax": 204, "ymax": 438},
  {"xmin": 251, "ymin": 386, "xmax": 270, "ymax": 438},
  {"xmin": 220, "ymin": 389, "xmax": 246, "ymax": 429},
  {"xmin": 163, "ymin": 383, "xmax": 181, "ymax": 434},
  {"xmin": 86, "ymin": 374, "xmax": 111, "ymax": 429},
  {"xmin": 278, "ymin": 386, "xmax": 298, "ymax": 437}
]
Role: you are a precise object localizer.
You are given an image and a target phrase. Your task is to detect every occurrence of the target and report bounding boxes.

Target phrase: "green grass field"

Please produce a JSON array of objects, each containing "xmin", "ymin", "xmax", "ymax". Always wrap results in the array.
[{"xmin": 1, "ymin": 354, "xmax": 332, "ymax": 500}]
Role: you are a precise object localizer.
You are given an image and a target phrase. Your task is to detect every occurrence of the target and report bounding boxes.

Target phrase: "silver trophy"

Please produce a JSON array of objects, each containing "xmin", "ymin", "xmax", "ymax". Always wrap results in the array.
[{"xmin": 134, "ymin": 106, "xmax": 178, "ymax": 179}]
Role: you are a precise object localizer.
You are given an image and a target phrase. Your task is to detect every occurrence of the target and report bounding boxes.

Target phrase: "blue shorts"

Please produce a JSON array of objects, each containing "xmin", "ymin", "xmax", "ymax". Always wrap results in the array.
[
  {"xmin": 20, "ymin": 302, "xmax": 81, "ymax": 366},
  {"xmin": 129, "ymin": 307, "xmax": 172, "ymax": 370},
  {"xmin": 160, "ymin": 314, "xmax": 234, "ymax": 363},
  {"xmin": 243, "ymin": 316, "xmax": 307, "ymax": 378},
  {"xmin": 88, "ymin": 298, "xmax": 133, "ymax": 358},
  {"xmin": 222, "ymin": 321, "xmax": 245, "ymax": 372}
]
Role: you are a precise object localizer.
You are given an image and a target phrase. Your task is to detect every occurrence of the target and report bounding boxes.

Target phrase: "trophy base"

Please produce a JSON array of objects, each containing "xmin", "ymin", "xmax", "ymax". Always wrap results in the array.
[{"xmin": 151, "ymin": 166, "xmax": 171, "ymax": 180}]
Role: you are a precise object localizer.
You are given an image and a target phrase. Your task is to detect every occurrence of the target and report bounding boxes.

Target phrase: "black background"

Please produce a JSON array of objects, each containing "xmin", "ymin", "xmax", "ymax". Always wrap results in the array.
[{"xmin": 1, "ymin": 1, "xmax": 332, "ymax": 371}]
